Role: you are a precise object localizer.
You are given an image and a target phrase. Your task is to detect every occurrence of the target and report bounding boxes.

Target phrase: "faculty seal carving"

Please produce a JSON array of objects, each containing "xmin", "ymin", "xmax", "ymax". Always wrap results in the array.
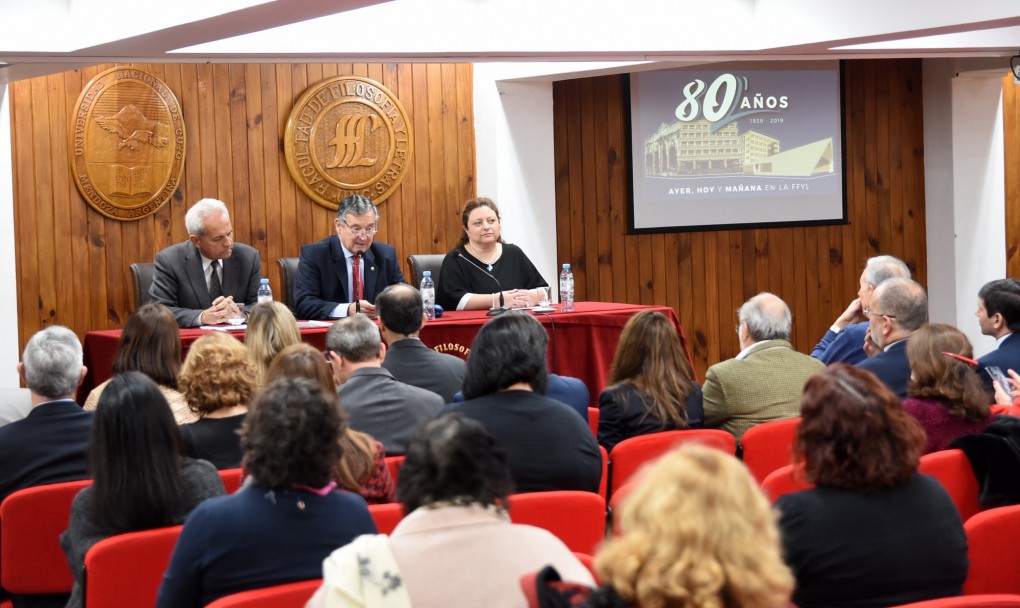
[
  {"xmin": 69, "ymin": 67, "xmax": 186, "ymax": 221},
  {"xmin": 284, "ymin": 76, "xmax": 412, "ymax": 211}
]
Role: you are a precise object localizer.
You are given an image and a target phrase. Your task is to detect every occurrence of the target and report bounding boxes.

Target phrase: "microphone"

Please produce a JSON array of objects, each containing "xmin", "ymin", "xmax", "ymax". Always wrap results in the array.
[{"xmin": 456, "ymin": 252, "xmax": 507, "ymax": 316}]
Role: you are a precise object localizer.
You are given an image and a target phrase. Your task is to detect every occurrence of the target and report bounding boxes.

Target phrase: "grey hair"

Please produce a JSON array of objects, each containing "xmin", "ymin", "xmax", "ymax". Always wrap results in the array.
[
  {"xmin": 863, "ymin": 255, "xmax": 911, "ymax": 289},
  {"xmin": 739, "ymin": 292, "xmax": 792, "ymax": 341},
  {"xmin": 337, "ymin": 195, "xmax": 379, "ymax": 222},
  {"xmin": 22, "ymin": 326, "xmax": 83, "ymax": 398},
  {"xmin": 872, "ymin": 278, "xmax": 928, "ymax": 331},
  {"xmin": 185, "ymin": 198, "xmax": 230, "ymax": 236},
  {"xmin": 325, "ymin": 314, "xmax": 382, "ymax": 363}
]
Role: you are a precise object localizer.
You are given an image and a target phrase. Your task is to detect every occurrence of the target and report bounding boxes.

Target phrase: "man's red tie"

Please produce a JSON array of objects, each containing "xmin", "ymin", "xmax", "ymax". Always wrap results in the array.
[{"xmin": 352, "ymin": 254, "xmax": 364, "ymax": 302}]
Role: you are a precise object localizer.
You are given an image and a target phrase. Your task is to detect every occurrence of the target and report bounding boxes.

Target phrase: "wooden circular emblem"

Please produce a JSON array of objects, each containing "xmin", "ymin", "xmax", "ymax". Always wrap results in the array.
[
  {"xmin": 284, "ymin": 76, "xmax": 412, "ymax": 211},
  {"xmin": 69, "ymin": 67, "xmax": 186, "ymax": 221}
]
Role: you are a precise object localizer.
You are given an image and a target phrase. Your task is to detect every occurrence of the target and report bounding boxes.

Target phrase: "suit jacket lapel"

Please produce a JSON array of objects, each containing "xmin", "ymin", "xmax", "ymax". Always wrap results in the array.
[
  {"xmin": 185, "ymin": 243, "xmax": 211, "ymax": 308},
  {"xmin": 330, "ymin": 236, "xmax": 350, "ymax": 301},
  {"xmin": 362, "ymin": 247, "xmax": 379, "ymax": 301}
]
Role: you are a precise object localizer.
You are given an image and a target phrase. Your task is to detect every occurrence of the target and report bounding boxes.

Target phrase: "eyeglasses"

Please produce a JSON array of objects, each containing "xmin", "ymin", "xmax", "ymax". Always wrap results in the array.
[
  {"xmin": 868, "ymin": 310, "xmax": 897, "ymax": 320},
  {"xmin": 341, "ymin": 222, "xmax": 377, "ymax": 238}
]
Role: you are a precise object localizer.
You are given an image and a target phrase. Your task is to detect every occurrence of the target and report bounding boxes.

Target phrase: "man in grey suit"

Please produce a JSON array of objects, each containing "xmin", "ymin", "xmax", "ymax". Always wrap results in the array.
[
  {"xmin": 376, "ymin": 283, "xmax": 466, "ymax": 402},
  {"xmin": 327, "ymin": 314, "xmax": 443, "ymax": 454},
  {"xmin": 703, "ymin": 292, "xmax": 824, "ymax": 442},
  {"xmin": 150, "ymin": 198, "xmax": 262, "ymax": 327}
]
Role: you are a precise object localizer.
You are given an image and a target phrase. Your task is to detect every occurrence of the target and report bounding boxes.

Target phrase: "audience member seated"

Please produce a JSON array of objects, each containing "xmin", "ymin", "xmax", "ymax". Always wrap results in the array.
[
  {"xmin": 437, "ymin": 197, "xmax": 548, "ymax": 311},
  {"xmin": 245, "ymin": 300, "xmax": 301, "ymax": 386},
  {"xmin": 776, "ymin": 365, "xmax": 968, "ymax": 608},
  {"xmin": 0, "ymin": 325, "xmax": 92, "ymax": 504},
  {"xmin": 377, "ymin": 283, "xmax": 466, "ymax": 402},
  {"xmin": 904, "ymin": 323, "xmax": 994, "ymax": 454},
  {"xmin": 61, "ymin": 372, "xmax": 225, "ymax": 608},
  {"xmin": 327, "ymin": 314, "xmax": 443, "ymax": 455},
  {"xmin": 855, "ymin": 277, "xmax": 929, "ymax": 398},
  {"xmin": 974, "ymin": 278, "xmax": 1020, "ymax": 395},
  {"xmin": 265, "ymin": 343, "xmax": 395, "ymax": 504},
  {"xmin": 83, "ymin": 303, "xmax": 197, "ymax": 423},
  {"xmin": 294, "ymin": 194, "xmax": 406, "ymax": 320},
  {"xmin": 567, "ymin": 444, "xmax": 793, "ymax": 608},
  {"xmin": 598, "ymin": 310, "xmax": 703, "ymax": 451},
  {"xmin": 812, "ymin": 255, "xmax": 911, "ymax": 365},
  {"xmin": 156, "ymin": 378, "xmax": 376, "ymax": 608},
  {"xmin": 703, "ymin": 292, "xmax": 823, "ymax": 442},
  {"xmin": 150, "ymin": 198, "xmax": 262, "ymax": 327},
  {"xmin": 177, "ymin": 332, "xmax": 256, "ymax": 469},
  {"xmin": 443, "ymin": 313, "xmax": 601, "ymax": 493},
  {"xmin": 308, "ymin": 413, "xmax": 593, "ymax": 608}
]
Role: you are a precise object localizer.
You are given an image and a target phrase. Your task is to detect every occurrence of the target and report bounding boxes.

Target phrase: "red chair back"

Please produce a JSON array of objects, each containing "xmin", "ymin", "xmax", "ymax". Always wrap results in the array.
[
  {"xmin": 587, "ymin": 407, "xmax": 599, "ymax": 438},
  {"xmin": 508, "ymin": 491, "xmax": 606, "ymax": 555},
  {"xmin": 83, "ymin": 525, "xmax": 182, "ymax": 608},
  {"xmin": 918, "ymin": 449, "xmax": 982, "ymax": 522},
  {"xmin": 368, "ymin": 502, "xmax": 404, "ymax": 535},
  {"xmin": 218, "ymin": 468, "xmax": 244, "ymax": 494},
  {"xmin": 608, "ymin": 430, "xmax": 736, "ymax": 496},
  {"xmin": 964, "ymin": 504, "xmax": 1020, "ymax": 595},
  {"xmin": 384, "ymin": 456, "xmax": 405, "ymax": 486},
  {"xmin": 761, "ymin": 463, "xmax": 813, "ymax": 502},
  {"xmin": 0, "ymin": 479, "xmax": 91, "ymax": 594},
  {"xmin": 893, "ymin": 595, "xmax": 1020, "ymax": 607},
  {"xmin": 739, "ymin": 417, "xmax": 800, "ymax": 483},
  {"xmin": 204, "ymin": 579, "xmax": 323, "ymax": 608}
]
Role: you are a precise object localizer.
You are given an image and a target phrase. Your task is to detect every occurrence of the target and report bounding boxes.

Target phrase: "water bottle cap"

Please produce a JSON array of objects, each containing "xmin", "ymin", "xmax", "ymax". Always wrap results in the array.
[
  {"xmin": 260, "ymin": 278, "xmax": 269, "ymax": 284},
  {"xmin": 562, "ymin": 263, "xmax": 571, "ymax": 270},
  {"xmin": 422, "ymin": 271, "xmax": 431, "ymax": 277}
]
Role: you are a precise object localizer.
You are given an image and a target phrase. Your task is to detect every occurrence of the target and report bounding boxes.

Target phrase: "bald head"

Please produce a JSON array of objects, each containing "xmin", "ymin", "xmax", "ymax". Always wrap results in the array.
[
  {"xmin": 872, "ymin": 278, "xmax": 928, "ymax": 331},
  {"xmin": 376, "ymin": 283, "xmax": 424, "ymax": 337},
  {"xmin": 739, "ymin": 292, "xmax": 792, "ymax": 342}
]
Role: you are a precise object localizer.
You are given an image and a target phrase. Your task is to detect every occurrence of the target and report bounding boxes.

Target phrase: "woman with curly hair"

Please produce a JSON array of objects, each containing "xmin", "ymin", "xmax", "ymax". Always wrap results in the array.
[
  {"xmin": 904, "ymin": 323, "xmax": 994, "ymax": 453},
  {"xmin": 245, "ymin": 301, "xmax": 302, "ymax": 386},
  {"xmin": 156, "ymin": 377, "xmax": 376, "ymax": 608},
  {"xmin": 598, "ymin": 310, "xmax": 702, "ymax": 450},
  {"xmin": 265, "ymin": 343, "xmax": 395, "ymax": 503},
  {"xmin": 588, "ymin": 444, "xmax": 793, "ymax": 608},
  {"xmin": 777, "ymin": 364, "xmax": 968, "ymax": 608},
  {"xmin": 178, "ymin": 332, "xmax": 257, "ymax": 469}
]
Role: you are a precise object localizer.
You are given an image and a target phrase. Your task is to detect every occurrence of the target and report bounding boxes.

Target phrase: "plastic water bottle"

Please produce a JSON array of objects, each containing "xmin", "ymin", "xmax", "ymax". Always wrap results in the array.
[
  {"xmin": 559, "ymin": 264, "xmax": 575, "ymax": 312},
  {"xmin": 257, "ymin": 278, "xmax": 273, "ymax": 303},
  {"xmin": 420, "ymin": 271, "xmax": 436, "ymax": 320}
]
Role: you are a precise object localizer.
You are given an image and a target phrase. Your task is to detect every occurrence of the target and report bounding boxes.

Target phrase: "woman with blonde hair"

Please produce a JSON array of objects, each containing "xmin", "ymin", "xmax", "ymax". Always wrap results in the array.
[
  {"xmin": 598, "ymin": 310, "xmax": 702, "ymax": 450},
  {"xmin": 178, "ymin": 332, "xmax": 257, "ymax": 469},
  {"xmin": 265, "ymin": 343, "xmax": 395, "ymax": 503},
  {"xmin": 245, "ymin": 301, "xmax": 301, "ymax": 385},
  {"xmin": 591, "ymin": 444, "xmax": 793, "ymax": 608},
  {"xmin": 904, "ymin": 323, "xmax": 994, "ymax": 454}
]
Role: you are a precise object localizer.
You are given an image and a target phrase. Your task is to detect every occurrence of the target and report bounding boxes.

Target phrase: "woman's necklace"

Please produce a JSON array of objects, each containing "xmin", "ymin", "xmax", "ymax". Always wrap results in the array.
[{"xmin": 469, "ymin": 243, "xmax": 500, "ymax": 272}]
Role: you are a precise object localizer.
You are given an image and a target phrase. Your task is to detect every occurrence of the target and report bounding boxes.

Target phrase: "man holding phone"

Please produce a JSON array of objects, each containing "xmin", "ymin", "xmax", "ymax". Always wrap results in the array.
[{"xmin": 975, "ymin": 278, "xmax": 1020, "ymax": 396}]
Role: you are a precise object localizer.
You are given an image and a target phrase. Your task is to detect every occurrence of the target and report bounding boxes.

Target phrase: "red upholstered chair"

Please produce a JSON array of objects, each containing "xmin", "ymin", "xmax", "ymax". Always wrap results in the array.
[
  {"xmin": 204, "ymin": 579, "xmax": 323, "ymax": 608},
  {"xmin": 738, "ymin": 417, "xmax": 801, "ymax": 483},
  {"xmin": 218, "ymin": 468, "xmax": 245, "ymax": 494},
  {"xmin": 587, "ymin": 407, "xmax": 599, "ymax": 439},
  {"xmin": 608, "ymin": 430, "xmax": 736, "ymax": 497},
  {"xmin": 508, "ymin": 491, "xmax": 607, "ymax": 555},
  {"xmin": 919, "ymin": 449, "xmax": 982, "ymax": 522},
  {"xmin": 0, "ymin": 479, "xmax": 91, "ymax": 596},
  {"xmin": 83, "ymin": 525, "xmax": 182, "ymax": 608},
  {"xmin": 963, "ymin": 504, "xmax": 1020, "ymax": 595},
  {"xmin": 368, "ymin": 502, "xmax": 404, "ymax": 535},
  {"xmin": 990, "ymin": 403, "xmax": 1020, "ymax": 417},
  {"xmin": 384, "ymin": 455, "xmax": 405, "ymax": 486},
  {"xmin": 761, "ymin": 463, "xmax": 813, "ymax": 502}
]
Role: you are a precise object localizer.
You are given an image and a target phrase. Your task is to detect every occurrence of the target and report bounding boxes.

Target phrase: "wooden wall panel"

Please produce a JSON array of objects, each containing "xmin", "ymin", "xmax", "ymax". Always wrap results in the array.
[
  {"xmin": 9, "ymin": 62, "xmax": 475, "ymax": 351},
  {"xmin": 1005, "ymin": 75, "xmax": 1020, "ymax": 276},
  {"xmin": 553, "ymin": 59, "xmax": 928, "ymax": 380}
]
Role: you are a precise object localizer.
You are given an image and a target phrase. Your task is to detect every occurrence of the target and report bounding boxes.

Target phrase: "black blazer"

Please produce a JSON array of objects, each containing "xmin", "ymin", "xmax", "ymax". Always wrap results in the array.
[{"xmin": 294, "ymin": 236, "xmax": 405, "ymax": 320}]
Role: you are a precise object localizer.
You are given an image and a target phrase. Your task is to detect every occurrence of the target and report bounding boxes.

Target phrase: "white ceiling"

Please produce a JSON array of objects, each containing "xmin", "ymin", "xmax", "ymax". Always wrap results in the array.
[{"xmin": 1, "ymin": 0, "xmax": 1019, "ymax": 83}]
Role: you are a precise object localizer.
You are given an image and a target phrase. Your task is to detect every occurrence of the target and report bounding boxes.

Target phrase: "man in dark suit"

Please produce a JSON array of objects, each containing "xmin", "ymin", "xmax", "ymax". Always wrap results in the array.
[
  {"xmin": 327, "ymin": 314, "xmax": 443, "ymax": 455},
  {"xmin": 975, "ymin": 279, "xmax": 1020, "ymax": 395},
  {"xmin": 856, "ymin": 278, "xmax": 928, "ymax": 398},
  {"xmin": 150, "ymin": 198, "xmax": 262, "ymax": 327},
  {"xmin": 0, "ymin": 326, "xmax": 92, "ymax": 504},
  {"xmin": 376, "ymin": 284, "xmax": 466, "ymax": 402},
  {"xmin": 294, "ymin": 195, "xmax": 405, "ymax": 320}
]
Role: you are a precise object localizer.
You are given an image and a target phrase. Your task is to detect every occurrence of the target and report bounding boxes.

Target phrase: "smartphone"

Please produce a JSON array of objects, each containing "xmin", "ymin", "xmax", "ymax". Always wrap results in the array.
[{"xmin": 986, "ymin": 366, "xmax": 1011, "ymax": 393}]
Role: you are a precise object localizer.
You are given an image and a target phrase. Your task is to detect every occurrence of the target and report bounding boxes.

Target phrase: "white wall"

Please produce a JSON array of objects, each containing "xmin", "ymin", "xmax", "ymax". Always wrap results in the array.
[{"xmin": 0, "ymin": 85, "xmax": 22, "ymax": 386}]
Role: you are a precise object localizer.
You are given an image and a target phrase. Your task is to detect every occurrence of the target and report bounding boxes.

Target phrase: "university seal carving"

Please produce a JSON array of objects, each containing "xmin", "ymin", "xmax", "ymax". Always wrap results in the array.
[
  {"xmin": 69, "ymin": 67, "xmax": 186, "ymax": 221},
  {"xmin": 284, "ymin": 76, "xmax": 412, "ymax": 211}
]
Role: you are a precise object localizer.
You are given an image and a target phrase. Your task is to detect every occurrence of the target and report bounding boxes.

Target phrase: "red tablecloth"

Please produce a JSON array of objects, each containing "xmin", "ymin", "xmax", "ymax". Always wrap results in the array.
[{"xmin": 79, "ymin": 302, "xmax": 691, "ymax": 405}]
